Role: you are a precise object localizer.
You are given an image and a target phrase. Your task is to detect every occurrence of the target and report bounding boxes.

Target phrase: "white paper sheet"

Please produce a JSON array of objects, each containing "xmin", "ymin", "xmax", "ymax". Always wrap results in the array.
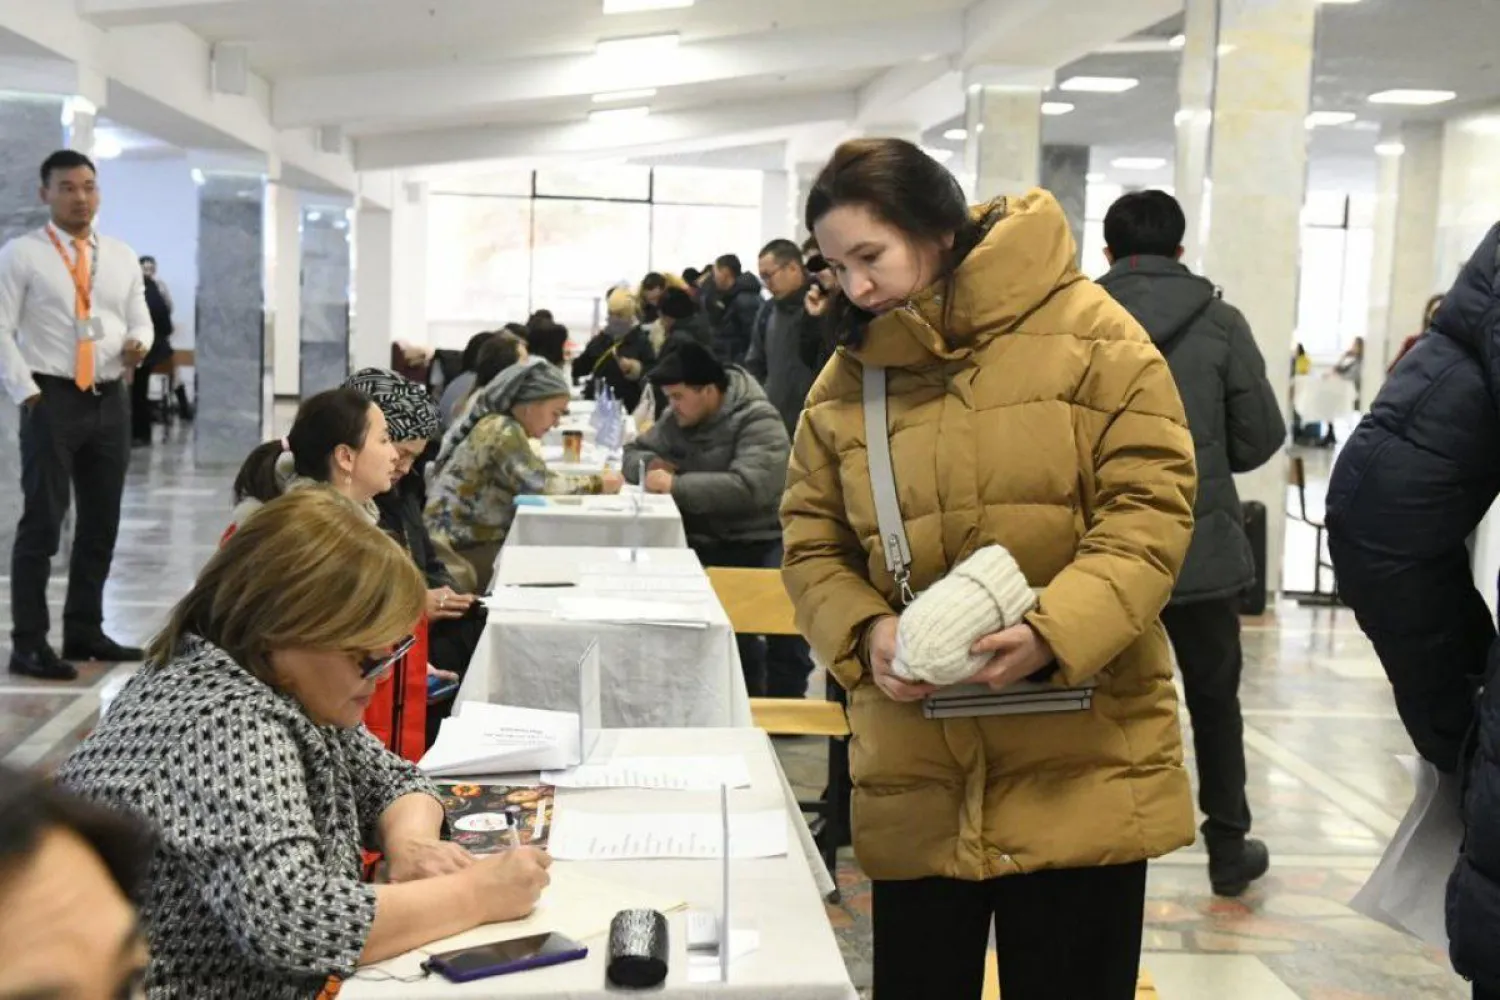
[
  {"xmin": 542, "ymin": 755, "xmax": 752, "ymax": 791},
  {"xmin": 1350, "ymin": 754, "xmax": 1464, "ymax": 948},
  {"xmin": 578, "ymin": 573, "xmax": 710, "ymax": 602},
  {"xmin": 487, "ymin": 586, "xmax": 568, "ymax": 613},
  {"xmin": 418, "ymin": 702, "xmax": 579, "ymax": 776},
  {"xmin": 548, "ymin": 807, "xmax": 788, "ymax": 861},
  {"xmin": 554, "ymin": 596, "xmax": 710, "ymax": 628}
]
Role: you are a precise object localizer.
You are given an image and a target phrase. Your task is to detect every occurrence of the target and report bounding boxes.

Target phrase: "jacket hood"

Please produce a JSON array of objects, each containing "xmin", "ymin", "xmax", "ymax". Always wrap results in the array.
[
  {"xmin": 1432, "ymin": 222, "xmax": 1500, "ymax": 363},
  {"xmin": 1097, "ymin": 256, "xmax": 1217, "ymax": 347},
  {"xmin": 849, "ymin": 190, "xmax": 1080, "ymax": 369},
  {"xmin": 718, "ymin": 366, "xmax": 769, "ymax": 416}
]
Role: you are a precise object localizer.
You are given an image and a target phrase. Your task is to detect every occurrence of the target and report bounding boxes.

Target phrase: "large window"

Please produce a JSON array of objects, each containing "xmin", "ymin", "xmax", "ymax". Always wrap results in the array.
[
  {"xmin": 426, "ymin": 166, "xmax": 764, "ymax": 348},
  {"xmin": 1296, "ymin": 193, "xmax": 1375, "ymax": 359}
]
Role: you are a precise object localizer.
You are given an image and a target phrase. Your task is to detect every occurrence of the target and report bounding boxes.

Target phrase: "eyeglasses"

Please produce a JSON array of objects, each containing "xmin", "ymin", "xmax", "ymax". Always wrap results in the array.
[{"xmin": 358, "ymin": 634, "xmax": 416, "ymax": 680}]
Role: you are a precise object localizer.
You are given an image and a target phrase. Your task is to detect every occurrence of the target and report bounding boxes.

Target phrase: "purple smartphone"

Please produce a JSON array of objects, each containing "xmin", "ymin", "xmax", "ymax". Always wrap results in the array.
[{"xmin": 422, "ymin": 932, "xmax": 588, "ymax": 983}]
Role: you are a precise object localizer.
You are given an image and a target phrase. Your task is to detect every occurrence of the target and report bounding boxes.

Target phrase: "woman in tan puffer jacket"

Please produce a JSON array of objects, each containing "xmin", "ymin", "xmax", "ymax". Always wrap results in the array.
[{"xmin": 782, "ymin": 138, "xmax": 1197, "ymax": 1000}]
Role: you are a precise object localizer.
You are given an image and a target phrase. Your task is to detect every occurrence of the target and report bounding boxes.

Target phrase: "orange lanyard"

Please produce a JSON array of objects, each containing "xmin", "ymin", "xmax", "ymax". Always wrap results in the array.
[{"xmin": 44, "ymin": 225, "xmax": 96, "ymax": 319}]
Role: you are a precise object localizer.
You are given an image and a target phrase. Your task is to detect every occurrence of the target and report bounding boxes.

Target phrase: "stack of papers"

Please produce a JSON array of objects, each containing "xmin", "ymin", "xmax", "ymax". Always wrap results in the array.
[
  {"xmin": 554, "ymin": 596, "xmax": 709, "ymax": 628},
  {"xmin": 578, "ymin": 571, "xmax": 711, "ymax": 603},
  {"xmin": 923, "ymin": 680, "xmax": 1096, "ymax": 719},
  {"xmin": 542, "ymin": 755, "xmax": 752, "ymax": 791},
  {"xmin": 549, "ymin": 808, "xmax": 788, "ymax": 860},
  {"xmin": 419, "ymin": 703, "xmax": 580, "ymax": 776}
]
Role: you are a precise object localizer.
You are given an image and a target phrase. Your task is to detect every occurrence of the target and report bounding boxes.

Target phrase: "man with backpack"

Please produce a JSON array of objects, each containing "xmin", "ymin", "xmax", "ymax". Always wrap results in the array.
[{"xmin": 1098, "ymin": 190, "xmax": 1286, "ymax": 897}]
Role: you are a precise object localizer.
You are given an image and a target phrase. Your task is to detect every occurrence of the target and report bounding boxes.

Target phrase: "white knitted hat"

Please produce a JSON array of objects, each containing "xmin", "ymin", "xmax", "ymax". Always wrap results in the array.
[{"xmin": 891, "ymin": 544, "xmax": 1038, "ymax": 686}]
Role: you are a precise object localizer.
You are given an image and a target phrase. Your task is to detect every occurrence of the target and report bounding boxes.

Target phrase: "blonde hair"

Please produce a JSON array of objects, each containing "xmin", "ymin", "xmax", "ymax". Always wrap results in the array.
[
  {"xmin": 606, "ymin": 287, "xmax": 637, "ymax": 320},
  {"xmin": 148, "ymin": 488, "xmax": 426, "ymax": 680}
]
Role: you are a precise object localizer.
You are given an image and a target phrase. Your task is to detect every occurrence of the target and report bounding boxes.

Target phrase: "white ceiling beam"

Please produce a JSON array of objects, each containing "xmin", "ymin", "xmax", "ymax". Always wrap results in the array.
[
  {"xmin": 274, "ymin": 14, "xmax": 961, "ymax": 129},
  {"xmin": 78, "ymin": 0, "xmax": 256, "ymax": 29},
  {"xmin": 964, "ymin": 0, "xmax": 1184, "ymax": 70},
  {"xmin": 354, "ymin": 92, "xmax": 858, "ymax": 172}
]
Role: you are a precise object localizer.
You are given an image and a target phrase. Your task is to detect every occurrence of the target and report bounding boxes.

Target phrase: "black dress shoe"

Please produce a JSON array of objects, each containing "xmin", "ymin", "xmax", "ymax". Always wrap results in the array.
[
  {"xmin": 1208, "ymin": 837, "xmax": 1271, "ymax": 897},
  {"xmin": 63, "ymin": 635, "xmax": 145, "ymax": 663},
  {"xmin": 10, "ymin": 645, "xmax": 79, "ymax": 681}
]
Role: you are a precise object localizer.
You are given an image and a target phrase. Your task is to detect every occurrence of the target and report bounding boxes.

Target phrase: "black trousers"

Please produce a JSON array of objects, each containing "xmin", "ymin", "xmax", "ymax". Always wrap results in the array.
[
  {"xmin": 129, "ymin": 368, "xmax": 153, "ymax": 442},
  {"xmin": 12, "ymin": 378, "xmax": 130, "ymax": 651},
  {"xmin": 1477, "ymin": 986, "xmax": 1500, "ymax": 1000},
  {"xmin": 1160, "ymin": 597, "xmax": 1253, "ymax": 848},
  {"xmin": 692, "ymin": 538, "xmax": 814, "ymax": 699},
  {"xmin": 873, "ymin": 862, "xmax": 1148, "ymax": 999}
]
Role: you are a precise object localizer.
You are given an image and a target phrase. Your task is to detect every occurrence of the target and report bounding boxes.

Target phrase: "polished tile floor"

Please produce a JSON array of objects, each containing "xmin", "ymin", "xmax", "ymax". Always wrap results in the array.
[{"xmin": 0, "ymin": 430, "xmax": 1474, "ymax": 999}]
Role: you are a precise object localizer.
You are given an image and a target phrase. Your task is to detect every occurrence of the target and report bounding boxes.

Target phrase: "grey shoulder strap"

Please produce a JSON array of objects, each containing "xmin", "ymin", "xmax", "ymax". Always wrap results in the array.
[{"xmin": 862, "ymin": 365, "xmax": 915, "ymax": 605}]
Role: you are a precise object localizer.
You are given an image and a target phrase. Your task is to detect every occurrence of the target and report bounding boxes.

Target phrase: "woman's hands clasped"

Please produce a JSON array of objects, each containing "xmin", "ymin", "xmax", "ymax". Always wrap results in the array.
[
  {"xmin": 867, "ymin": 616, "xmax": 1056, "ymax": 702},
  {"xmin": 867, "ymin": 616, "xmax": 937, "ymax": 703}
]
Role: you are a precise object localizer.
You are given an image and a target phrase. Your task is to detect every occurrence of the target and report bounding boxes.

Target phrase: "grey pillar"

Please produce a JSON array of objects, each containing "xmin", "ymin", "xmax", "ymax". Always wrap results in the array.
[
  {"xmin": 1042, "ymin": 145, "xmax": 1089, "ymax": 267},
  {"xmin": 195, "ymin": 173, "xmax": 267, "ymax": 465},
  {"xmin": 0, "ymin": 96, "xmax": 67, "ymax": 550},
  {"xmin": 299, "ymin": 208, "xmax": 351, "ymax": 394}
]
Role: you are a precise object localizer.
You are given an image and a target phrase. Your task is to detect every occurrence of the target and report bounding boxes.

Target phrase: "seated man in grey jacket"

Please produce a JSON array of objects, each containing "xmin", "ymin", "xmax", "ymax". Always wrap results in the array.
[
  {"xmin": 1098, "ymin": 190, "xmax": 1287, "ymax": 899},
  {"xmin": 624, "ymin": 342, "xmax": 813, "ymax": 698}
]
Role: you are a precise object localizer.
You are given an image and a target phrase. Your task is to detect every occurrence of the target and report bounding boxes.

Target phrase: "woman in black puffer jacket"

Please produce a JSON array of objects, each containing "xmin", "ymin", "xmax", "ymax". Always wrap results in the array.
[{"xmin": 1326, "ymin": 222, "xmax": 1500, "ymax": 999}]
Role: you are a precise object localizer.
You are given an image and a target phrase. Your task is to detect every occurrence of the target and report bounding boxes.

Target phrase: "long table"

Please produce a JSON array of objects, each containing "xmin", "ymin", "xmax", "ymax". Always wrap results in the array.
[
  {"xmin": 461, "ymin": 546, "xmax": 751, "ymax": 729},
  {"xmin": 506, "ymin": 492, "xmax": 687, "ymax": 549},
  {"xmin": 344, "ymin": 728, "xmax": 854, "ymax": 999}
]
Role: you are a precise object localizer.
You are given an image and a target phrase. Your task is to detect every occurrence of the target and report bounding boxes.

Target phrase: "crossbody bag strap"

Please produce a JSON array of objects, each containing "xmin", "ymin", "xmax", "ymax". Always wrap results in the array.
[{"xmin": 862, "ymin": 365, "xmax": 915, "ymax": 606}]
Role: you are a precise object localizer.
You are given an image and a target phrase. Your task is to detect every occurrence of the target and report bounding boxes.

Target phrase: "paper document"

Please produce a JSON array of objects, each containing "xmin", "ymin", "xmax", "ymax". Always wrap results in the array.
[
  {"xmin": 579, "ymin": 573, "xmax": 710, "ymax": 601},
  {"xmin": 1351, "ymin": 754, "xmax": 1463, "ymax": 948},
  {"xmin": 487, "ymin": 586, "xmax": 566, "ymax": 613},
  {"xmin": 543, "ymin": 755, "xmax": 752, "ymax": 791},
  {"xmin": 418, "ymin": 702, "xmax": 579, "ymax": 777},
  {"xmin": 549, "ymin": 807, "xmax": 788, "ymax": 860},
  {"xmin": 554, "ymin": 596, "xmax": 710, "ymax": 628}
]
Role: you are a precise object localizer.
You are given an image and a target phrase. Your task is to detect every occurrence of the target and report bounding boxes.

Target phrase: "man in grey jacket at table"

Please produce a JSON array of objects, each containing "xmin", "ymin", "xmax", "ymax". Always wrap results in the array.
[{"xmin": 624, "ymin": 341, "xmax": 812, "ymax": 698}]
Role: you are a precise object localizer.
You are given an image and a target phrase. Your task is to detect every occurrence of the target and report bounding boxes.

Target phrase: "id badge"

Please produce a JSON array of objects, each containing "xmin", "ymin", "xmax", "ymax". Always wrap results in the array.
[{"xmin": 75, "ymin": 317, "xmax": 105, "ymax": 343}]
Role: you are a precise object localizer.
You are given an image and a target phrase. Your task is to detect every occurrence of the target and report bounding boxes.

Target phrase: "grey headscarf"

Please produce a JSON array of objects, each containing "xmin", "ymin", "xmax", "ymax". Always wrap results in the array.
[{"xmin": 434, "ymin": 355, "xmax": 572, "ymax": 469}]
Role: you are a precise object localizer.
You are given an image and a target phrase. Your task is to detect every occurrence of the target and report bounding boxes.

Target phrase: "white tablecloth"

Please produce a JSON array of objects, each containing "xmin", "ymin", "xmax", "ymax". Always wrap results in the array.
[
  {"xmin": 461, "ymin": 547, "xmax": 750, "ymax": 729},
  {"xmin": 345, "ymin": 728, "xmax": 851, "ymax": 999},
  {"xmin": 506, "ymin": 493, "xmax": 687, "ymax": 549}
]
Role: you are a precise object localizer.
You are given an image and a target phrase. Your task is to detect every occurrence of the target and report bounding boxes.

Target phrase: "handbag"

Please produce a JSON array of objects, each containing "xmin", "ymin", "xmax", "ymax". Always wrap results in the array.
[{"xmin": 862, "ymin": 364, "xmax": 1094, "ymax": 718}]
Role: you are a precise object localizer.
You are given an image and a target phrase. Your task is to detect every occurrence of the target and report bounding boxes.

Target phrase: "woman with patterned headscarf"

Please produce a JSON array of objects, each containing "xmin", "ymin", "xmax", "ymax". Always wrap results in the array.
[
  {"xmin": 344, "ymin": 369, "xmax": 484, "ymax": 709},
  {"xmin": 426, "ymin": 357, "xmax": 624, "ymax": 591}
]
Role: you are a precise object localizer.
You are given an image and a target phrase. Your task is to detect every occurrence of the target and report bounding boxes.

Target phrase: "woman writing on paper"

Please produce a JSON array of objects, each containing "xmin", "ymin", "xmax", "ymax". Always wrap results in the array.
[
  {"xmin": 780, "ymin": 139, "xmax": 1197, "ymax": 1000},
  {"xmin": 426, "ymin": 356, "xmax": 624, "ymax": 591},
  {"xmin": 56, "ymin": 490, "xmax": 551, "ymax": 999}
]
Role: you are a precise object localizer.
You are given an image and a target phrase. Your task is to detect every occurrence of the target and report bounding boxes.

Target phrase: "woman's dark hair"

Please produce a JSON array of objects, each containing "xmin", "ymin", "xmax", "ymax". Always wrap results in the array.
[
  {"xmin": 232, "ymin": 388, "xmax": 374, "ymax": 503},
  {"xmin": 527, "ymin": 323, "xmax": 569, "ymax": 367},
  {"xmin": 640, "ymin": 272, "xmax": 667, "ymax": 293},
  {"xmin": 526, "ymin": 310, "xmax": 554, "ymax": 331},
  {"xmin": 473, "ymin": 332, "xmax": 526, "ymax": 389},
  {"xmin": 804, "ymin": 138, "xmax": 982, "ymax": 348},
  {"xmin": 460, "ymin": 331, "xmax": 497, "ymax": 373}
]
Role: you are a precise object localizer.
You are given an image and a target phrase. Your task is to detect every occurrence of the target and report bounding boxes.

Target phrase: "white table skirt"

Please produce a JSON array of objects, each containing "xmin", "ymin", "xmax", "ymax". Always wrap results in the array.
[
  {"xmin": 506, "ymin": 494, "xmax": 687, "ymax": 550},
  {"xmin": 462, "ymin": 547, "xmax": 751, "ymax": 730},
  {"xmin": 344, "ymin": 728, "xmax": 850, "ymax": 999}
]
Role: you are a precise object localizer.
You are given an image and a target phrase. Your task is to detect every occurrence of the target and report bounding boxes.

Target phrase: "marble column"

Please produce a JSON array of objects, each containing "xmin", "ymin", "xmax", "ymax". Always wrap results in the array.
[
  {"xmin": 1175, "ymin": 0, "xmax": 1220, "ymax": 271},
  {"xmin": 1199, "ymin": 0, "xmax": 1317, "ymax": 601},
  {"xmin": 790, "ymin": 161, "xmax": 824, "ymax": 242},
  {"xmin": 963, "ymin": 85, "xmax": 1043, "ymax": 202},
  {"xmin": 352, "ymin": 206, "xmax": 394, "ymax": 373},
  {"xmin": 1041, "ymin": 145, "xmax": 1089, "ymax": 264},
  {"xmin": 758, "ymin": 169, "xmax": 792, "ymax": 249},
  {"xmin": 1435, "ymin": 108, "xmax": 1500, "ymax": 290},
  {"xmin": 299, "ymin": 206, "xmax": 352, "ymax": 394},
  {"xmin": 0, "ymin": 95, "xmax": 69, "ymax": 550},
  {"xmin": 195, "ymin": 173, "xmax": 268, "ymax": 465},
  {"xmin": 1362, "ymin": 122, "xmax": 1443, "ymax": 397}
]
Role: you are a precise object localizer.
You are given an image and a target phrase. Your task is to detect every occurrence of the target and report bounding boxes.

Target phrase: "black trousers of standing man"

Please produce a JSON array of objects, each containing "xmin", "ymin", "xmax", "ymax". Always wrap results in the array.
[
  {"xmin": 12, "ymin": 376, "xmax": 130, "ymax": 653},
  {"xmin": 1160, "ymin": 596, "xmax": 1253, "ymax": 849}
]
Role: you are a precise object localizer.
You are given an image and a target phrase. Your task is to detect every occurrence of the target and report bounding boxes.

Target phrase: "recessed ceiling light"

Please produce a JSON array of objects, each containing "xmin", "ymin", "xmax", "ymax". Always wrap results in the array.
[
  {"xmin": 1059, "ymin": 76, "xmax": 1139, "ymax": 94},
  {"xmin": 589, "ymin": 106, "xmax": 651, "ymax": 124},
  {"xmin": 1086, "ymin": 172, "xmax": 1106, "ymax": 183},
  {"xmin": 603, "ymin": 0, "xmax": 693, "ymax": 12},
  {"xmin": 1040, "ymin": 101, "xmax": 1075, "ymax": 116},
  {"xmin": 1169, "ymin": 34, "xmax": 1186, "ymax": 48},
  {"xmin": 91, "ymin": 134, "xmax": 123, "ymax": 160},
  {"xmin": 1318, "ymin": 0, "xmax": 1363, "ymax": 5},
  {"xmin": 922, "ymin": 147, "xmax": 955, "ymax": 164},
  {"xmin": 1112, "ymin": 156, "xmax": 1167, "ymax": 170},
  {"xmin": 943, "ymin": 128, "xmax": 968, "ymax": 142},
  {"xmin": 1306, "ymin": 111, "xmax": 1357, "ymax": 128},
  {"xmin": 595, "ymin": 33, "xmax": 679, "ymax": 59},
  {"xmin": 592, "ymin": 88, "xmax": 658, "ymax": 103},
  {"xmin": 1368, "ymin": 89, "xmax": 1456, "ymax": 106},
  {"xmin": 1374, "ymin": 141, "xmax": 1406, "ymax": 157}
]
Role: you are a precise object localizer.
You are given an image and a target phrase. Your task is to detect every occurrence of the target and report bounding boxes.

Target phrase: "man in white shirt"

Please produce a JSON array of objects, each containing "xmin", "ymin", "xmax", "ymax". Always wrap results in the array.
[{"xmin": 0, "ymin": 150, "xmax": 153, "ymax": 680}]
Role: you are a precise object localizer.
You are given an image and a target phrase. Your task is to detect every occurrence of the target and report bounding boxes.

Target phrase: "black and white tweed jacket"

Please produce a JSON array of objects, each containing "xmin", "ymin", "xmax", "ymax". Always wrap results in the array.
[{"xmin": 56, "ymin": 636, "xmax": 438, "ymax": 999}]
